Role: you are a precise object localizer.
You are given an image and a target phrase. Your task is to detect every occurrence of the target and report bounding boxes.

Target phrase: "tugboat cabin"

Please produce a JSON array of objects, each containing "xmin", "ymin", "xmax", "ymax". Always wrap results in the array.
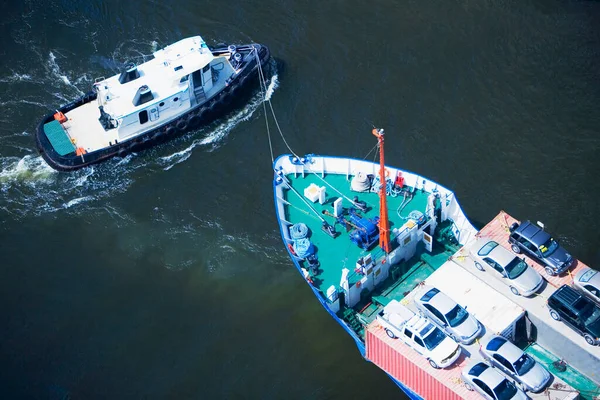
[{"xmin": 64, "ymin": 36, "xmax": 238, "ymax": 153}]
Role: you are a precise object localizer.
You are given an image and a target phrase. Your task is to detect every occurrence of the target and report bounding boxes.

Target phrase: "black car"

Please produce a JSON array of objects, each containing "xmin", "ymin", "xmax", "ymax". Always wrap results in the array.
[
  {"xmin": 547, "ymin": 284, "xmax": 600, "ymax": 346},
  {"xmin": 508, "ymin": 220, "xmax": 573, "ymax": 276}
]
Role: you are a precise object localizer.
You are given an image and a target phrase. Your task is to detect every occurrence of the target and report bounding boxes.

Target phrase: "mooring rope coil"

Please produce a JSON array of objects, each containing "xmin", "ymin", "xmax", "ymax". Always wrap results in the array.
[
  {"xmin": 293, "ymin": 238, "xmax": 313, "ymax": 258},
  {"xmin": 290, "ymin": 223, "xmax": 309, "ymax": 240}
]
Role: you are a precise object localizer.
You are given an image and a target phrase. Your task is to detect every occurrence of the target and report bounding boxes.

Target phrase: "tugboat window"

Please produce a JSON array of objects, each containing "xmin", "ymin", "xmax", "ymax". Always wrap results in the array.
[
  {"xmin": 173, "ymin": 97, "xmax": 179, "ymax": 102},
  {"xmin": 139, "ymin": 110, "xmax": 149, "ymax": 124},
  {"xmin": 174, "ymin": 65, "xmax": 183, "ymax": 71},
  {"xmin": 203, "ymin": 64, "xmax": 210, "ymax": 73},
  {"xmin": 179, "ymin": 75, "xmax": 189, "ymax": 83},
  {"xmin": 159, "ymin": 102, "xmax": 165, "ymax": 107}
]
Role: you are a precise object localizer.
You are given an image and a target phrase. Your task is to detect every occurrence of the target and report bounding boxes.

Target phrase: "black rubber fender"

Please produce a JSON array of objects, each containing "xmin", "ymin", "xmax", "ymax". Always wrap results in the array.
[
  {"xmin": 219, "ymin": 93, "xmax": 232, "ymax": 106},
  {"xmin": 175, "ymin": 119, "xmax": 187, "ymax": 132},
  {"xmin": 188, "ymin": 114, "xmax": 201, "ymax": 128}
]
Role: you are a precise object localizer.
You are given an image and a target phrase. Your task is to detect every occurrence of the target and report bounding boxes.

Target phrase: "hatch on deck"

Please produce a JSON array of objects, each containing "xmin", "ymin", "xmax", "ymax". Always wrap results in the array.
[{"xmin": 43, "ymin": 120, "xmax": 75, "ymax": 156}]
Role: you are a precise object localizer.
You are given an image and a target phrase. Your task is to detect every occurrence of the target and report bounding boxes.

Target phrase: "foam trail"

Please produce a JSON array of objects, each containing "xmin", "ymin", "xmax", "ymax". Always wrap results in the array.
[
  {"xmin": 64, "ymin": 195, "xmax": 95, "ymax": 209},
  {"xmin": 264, "ymin": 73, "xmax": 279, "ymax": 101},
  {"xmin": 161, "ymin": 148, "xmax": 192, "ymax": 171},
  {"xmin": 0, "ymin": 73, "xmax": 33, "ymax": 83},
  {"xmin": 115, "ymin": 153, "xmax": 136, "ymax": 166},
  {"xmin": 0, "ymin": 155, "xmax": 56, "ymax": 183},
  {"xmin": 47, "ymin": 52, "xmax": 85, "ymax": 95},
  {"xmin": 0, "ymin": 153, "xmax": 135, "ymax": 219},
  {"xmin": 0, "ymin": 100, "xmax": 47, "ymax": 109},
  {"xmin": 0, "ymin": 131, "xmax": 29, "ymax": 142},
  {"xmin": 67, "ymin": 166, "xmax": 94, "ymax": 188},
  {"xmin": 0, "ymin": 38, "xmax": 155, "ymax": 220}
]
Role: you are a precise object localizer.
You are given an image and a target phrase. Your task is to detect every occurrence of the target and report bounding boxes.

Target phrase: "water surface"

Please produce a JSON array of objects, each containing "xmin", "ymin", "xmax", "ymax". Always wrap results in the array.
[{"xmin": 1, "ymin": 0, "xmax": 599, "ymax": 398}]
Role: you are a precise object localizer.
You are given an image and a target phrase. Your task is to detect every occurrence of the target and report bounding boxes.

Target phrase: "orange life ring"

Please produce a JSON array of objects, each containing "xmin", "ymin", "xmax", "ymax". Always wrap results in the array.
[{"xmin": 287, "ymin": 243, "xmax": 296, "ymax": 256}]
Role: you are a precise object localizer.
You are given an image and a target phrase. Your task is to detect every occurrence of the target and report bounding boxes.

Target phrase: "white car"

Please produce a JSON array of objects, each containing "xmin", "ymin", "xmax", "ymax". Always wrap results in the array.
[
  {"xmin": 376, "ymin": 300, "xmax": 461, "ymax": 369},
  {"xmin": 413, "ymin": 285, "xmax": 482, "ymax": 344},
  {"xmin": 479, "ymin": 335, "xmax": 551, "ymax": 392},
  {"xmin": 462, "ymin": 360, "xmax": 528, "ymax": 400},
  {"xmin": 573, "ymin": 267, "xmax": 600, "ymax": 306},
  {"xmin": 471, "ymin": 238, "xmax": 544, "ymax": 296}
]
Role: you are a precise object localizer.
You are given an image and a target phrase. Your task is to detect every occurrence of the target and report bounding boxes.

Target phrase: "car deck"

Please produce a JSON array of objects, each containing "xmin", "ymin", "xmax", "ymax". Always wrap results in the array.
[
  {"xmin": 454, "ymin": 212, "xmax": 600, "ymax": 386},
  {"xmin": 475, "ymin": 211, "xmax": 588, "ymax": 288},
  {"xmin": 367, "ymin": 322, "xmax": 586, "ymax": 399},
  {"xmin": 365, "ymin": 256, "xmax": 591, "ymax": 399}
]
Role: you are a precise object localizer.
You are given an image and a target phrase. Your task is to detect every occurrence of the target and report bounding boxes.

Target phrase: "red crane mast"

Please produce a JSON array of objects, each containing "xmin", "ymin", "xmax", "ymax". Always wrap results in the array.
[{"xmin": 372, "ymin": 128, "xmax": 390, "ymax": 253}]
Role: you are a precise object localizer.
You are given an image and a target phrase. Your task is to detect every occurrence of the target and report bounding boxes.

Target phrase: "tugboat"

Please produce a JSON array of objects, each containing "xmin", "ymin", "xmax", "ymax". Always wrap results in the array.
[{"xmin": 35, "ymin": 36, "xmax": 270, "ymax": 171}]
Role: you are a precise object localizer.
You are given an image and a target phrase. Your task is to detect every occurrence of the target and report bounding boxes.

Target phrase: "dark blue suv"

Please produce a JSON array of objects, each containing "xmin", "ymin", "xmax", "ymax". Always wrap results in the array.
[{"xmin": 508, "ymin": 220, "xmax": 573, "ymax": 276}]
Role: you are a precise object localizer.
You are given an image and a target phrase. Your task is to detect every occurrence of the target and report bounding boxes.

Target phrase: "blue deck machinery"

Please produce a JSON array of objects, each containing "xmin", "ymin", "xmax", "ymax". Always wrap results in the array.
[{"xmin": 323, "ymin": 207, "xmax": 380, "ymax": 250}]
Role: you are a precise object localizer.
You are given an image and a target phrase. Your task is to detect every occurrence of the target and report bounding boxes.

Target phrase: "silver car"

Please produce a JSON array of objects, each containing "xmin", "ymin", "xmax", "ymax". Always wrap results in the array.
[
  {"xmin": 471, "ymin": 238, "xmax": 544, "ymax": 297},
  {"xmin": 462, "ymin": 360, "xmax": 527, "ymax": 400},
  {"xmin": 573, "ymin": 267, "xmax": 600, "ymax": 306},
  {"xmin": 413, "ymin": 285, "xmax": 483, "ymax": 344},
  {"xmin": 479, "ymin": 335, "xmax": 551, "ymax": 393}
]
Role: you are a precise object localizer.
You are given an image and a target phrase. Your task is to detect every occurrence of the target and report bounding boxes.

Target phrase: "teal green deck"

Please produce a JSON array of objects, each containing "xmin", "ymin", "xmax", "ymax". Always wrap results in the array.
[
  {"xmin": 284, "ymin": 173, "xmax": 429, "ymax": 293},
  {"xmin": 43, "ymin": 120, "xmax": 75, "ymax": 156},
  {"xmin": 357, "ymin": 243, "xmax": 454, "ymax": 327},
  {"xmin": 524, "ymin": 342, "xmax": 600, "ymax": 399},
  {"xmin": 283, "ymin": 172, "xmax": 458, "ymax": 339}
]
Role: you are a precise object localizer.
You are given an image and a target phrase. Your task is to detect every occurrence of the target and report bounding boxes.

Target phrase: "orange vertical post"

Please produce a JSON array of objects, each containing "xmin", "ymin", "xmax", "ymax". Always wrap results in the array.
[{"xmin": 372, "ymin": 128, "xmax": 390, "ymax": 253}]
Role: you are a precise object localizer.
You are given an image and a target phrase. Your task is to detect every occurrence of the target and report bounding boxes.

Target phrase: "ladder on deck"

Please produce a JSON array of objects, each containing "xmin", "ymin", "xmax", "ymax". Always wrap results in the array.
[{"xmin": 194, "ymin": 86, "xmax": 207, "ymax": 104}]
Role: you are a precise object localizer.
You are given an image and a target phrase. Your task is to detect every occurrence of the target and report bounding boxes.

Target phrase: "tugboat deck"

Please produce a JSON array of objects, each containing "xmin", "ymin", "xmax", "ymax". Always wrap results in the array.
[{"xmin": 64, "ymin": 102, "xmax": 114, "ymax": 153}]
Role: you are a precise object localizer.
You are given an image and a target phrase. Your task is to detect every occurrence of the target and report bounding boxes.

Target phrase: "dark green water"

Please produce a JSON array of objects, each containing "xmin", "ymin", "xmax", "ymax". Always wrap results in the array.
[{"xmin": 1, "ymin": 0, "xmax": 599, "ymax": 398}]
